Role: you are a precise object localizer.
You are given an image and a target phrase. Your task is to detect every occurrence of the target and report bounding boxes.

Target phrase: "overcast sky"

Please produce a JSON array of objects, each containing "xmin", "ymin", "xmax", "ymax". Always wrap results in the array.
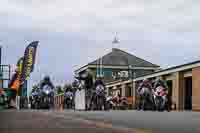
[{"xmin": 1, "ymin": 0, "xmax": 200, "ymax": 91}]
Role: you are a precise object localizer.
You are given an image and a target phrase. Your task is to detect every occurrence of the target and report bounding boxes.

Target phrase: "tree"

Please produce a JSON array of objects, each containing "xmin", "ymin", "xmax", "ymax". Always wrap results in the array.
[{"xmin": 56, "ymin": 85, "xmax": 64, "ymax": 95}]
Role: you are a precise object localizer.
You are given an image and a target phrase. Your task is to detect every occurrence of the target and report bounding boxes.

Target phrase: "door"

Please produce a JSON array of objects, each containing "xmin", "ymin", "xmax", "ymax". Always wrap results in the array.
[
  {"xmin": 166, "ymin": 80, "xmax": 173, "ymax": 110},
  {"xmin": 184, "ymin": 77, "xmax": 192, "ymax": 110}
]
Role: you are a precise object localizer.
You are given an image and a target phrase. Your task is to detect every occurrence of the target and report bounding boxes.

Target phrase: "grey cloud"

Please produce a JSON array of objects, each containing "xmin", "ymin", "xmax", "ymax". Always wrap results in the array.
[{"xmin": 1, "ymin": 0, "xmax": 200, "ymax": 93}]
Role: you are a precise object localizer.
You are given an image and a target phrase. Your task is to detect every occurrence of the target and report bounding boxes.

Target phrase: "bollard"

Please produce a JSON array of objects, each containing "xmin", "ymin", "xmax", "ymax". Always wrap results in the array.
[{"xmin": 15, "ymin": 96, "xmax": 20, "ymax": 110}]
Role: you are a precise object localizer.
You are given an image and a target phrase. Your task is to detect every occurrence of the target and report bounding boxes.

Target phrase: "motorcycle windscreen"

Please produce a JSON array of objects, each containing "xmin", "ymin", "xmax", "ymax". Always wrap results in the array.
[
  {"xmin": 96, "ymin": 85, "xmax": 105, "ymax": 95},
  {"xmin": 42, "ymin": 85, "xmax": 52, "ymax": 94}
]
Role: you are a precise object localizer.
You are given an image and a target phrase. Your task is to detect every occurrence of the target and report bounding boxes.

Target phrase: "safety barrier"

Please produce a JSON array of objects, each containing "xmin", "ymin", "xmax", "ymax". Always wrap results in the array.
[
  {"xmin": 15, "ymin": 96, "xmax": 29, "ymax": 109},
  {"xmin": 127, "ymin": 96, "xmax": 133, "ymax": 105},
  {"xmin": 54, "ymin": 94, "xmax": 64, "ymax": 110},
  {"xmin": 15, "ymin": 95, "xmax": 180, "ymax": 111}
]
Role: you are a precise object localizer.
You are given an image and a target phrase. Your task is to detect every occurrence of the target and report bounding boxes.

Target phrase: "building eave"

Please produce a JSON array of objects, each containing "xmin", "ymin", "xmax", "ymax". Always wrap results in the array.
[
  {"xmin": 105, "ymin": 60, "xmax": 200, "ymax": 88},
  {"xmin": 87, "ymin": 64, "xmax": 159, "ymax": 70},
  {"xmin": 75, "ymin": 64, "xmax": 160, "ymax": 74},
  {"xmin": 134, "ymin": 60, "xmax": 200, "ymax": 81}
]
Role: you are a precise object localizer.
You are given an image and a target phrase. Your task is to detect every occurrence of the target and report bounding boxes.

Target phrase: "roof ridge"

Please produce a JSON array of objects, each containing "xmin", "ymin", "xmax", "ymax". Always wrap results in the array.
[
  {"xmin": 90, "ymin": 50, "xmax": 113, "ymax": 64},
  {"xmin": 114, "ymin": 48, "xmax": 159, "ymax": 67}
]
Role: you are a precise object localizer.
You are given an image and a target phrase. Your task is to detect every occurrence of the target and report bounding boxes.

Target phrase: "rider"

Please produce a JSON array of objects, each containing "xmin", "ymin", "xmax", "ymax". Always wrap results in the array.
[
  {"xmin": 93, "ymin": 77, "xmax": 107, "ymax": 110},
  {"xmin": 94, "ymin": 78, "xmax": 105, "ymax": 89},
  {"xmin": 153, "ymin": 77, "xmax": 169, "ymax": 111},
  {"xmin": 39, "ymin": 75, "xmax": 55, "ymax": 106},
  {"xmin": 72, "ymin": 79, "xmax": 79, "ymax": 89},
  {"xmin": 64, "ymin": 84, "xmax": 74, "ymax": 107},
  {"xmin": 137, "ymin": 78, "xmax": 152, "ymax": 94},
  {"xmin": 39, "ymin": 75, "xmax": 55, "ymax": 91},
  {"xmin": 137, "ymin": 78, "xmax": 152, "ymax": 110},
  {"xmin": 153, "ymin": 77, "xmax": 168, "ymax": 92},
  {"xmin": 94, "ymin": 77, "xmax": 106, "ymax": 96},
  {"xmin": 64, "ymin": 85, "xmax": 73, "ymax": 96}
]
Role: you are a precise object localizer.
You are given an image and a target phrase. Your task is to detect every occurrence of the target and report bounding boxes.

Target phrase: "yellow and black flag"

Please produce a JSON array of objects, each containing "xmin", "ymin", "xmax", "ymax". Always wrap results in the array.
[{"xmin": 21, "ymin": 41, "xmax": 39, "ymax": 84}]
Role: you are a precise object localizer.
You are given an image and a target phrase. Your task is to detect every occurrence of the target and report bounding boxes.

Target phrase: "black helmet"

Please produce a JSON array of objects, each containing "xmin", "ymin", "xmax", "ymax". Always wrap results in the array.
[
  {"xmin": 95, "ymin": 79, "xmax": 103, "ymax": 87},
  {"xmin": 44, "ymin": 75, "xmax": 50, "ymax": 82},
  {"xmin": 72, "ymin": 79, "xmax": 79, "ymax": 87}
]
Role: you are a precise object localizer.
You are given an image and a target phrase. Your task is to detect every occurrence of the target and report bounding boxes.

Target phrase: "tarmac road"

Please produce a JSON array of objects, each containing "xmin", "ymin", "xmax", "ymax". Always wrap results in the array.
[
  {"xmin": 0, "ymin": 110, "xmax": 134, "ymax": 133},
  {"xmin": 48, "ymin": 110, "xmax": 200, "ymax": 133},
  {"xmin": 1, "ymin": 110, "xmax": 200, "ymax": 133}
]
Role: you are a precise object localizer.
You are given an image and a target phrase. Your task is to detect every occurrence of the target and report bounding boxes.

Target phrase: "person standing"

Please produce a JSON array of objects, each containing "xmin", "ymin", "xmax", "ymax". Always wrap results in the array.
[{"xmin": 75, "ymin": 70, "xmax": 94, "ymax": 110}]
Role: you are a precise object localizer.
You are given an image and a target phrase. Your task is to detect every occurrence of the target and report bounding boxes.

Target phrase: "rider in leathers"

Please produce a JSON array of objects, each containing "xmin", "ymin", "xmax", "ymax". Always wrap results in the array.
[
  {"xmin": 153, "ymin": 78, "xmax": 168, "ymax": 91},
  {"xmin": 39, "ymin": 76, "xmax": 55, "ymax": 107},
  {"xmin": 137, "ymin": 79, "xmax": 152, "ymax": 94},
  {"xmin": 40, "ymin": 76, "xmax": 55, "ymax": 91},
  {"xmin": 94, "ymin": 78, "xmax": 106, "ymax": 92},
  {"xmin": 64, "ymin": 85, "xmax": 74, "ymax": 108},
  {"xmin": 64, "ymin": 85, "xmax": 73, "ymax": 97},
  {"xmin": 72, "ymin": 79, "xmax": 79, "ymax": 90},
  {"xmin": 153, "ymin": 78, "xmax": 169, "ymax": 111},
  {"xmin": 94, "ymin": 78, "xmax": 106, "ymax": 97},
  {"xmin": 137, "ymin": 79, "xmax": 152, "ymax": 110}
]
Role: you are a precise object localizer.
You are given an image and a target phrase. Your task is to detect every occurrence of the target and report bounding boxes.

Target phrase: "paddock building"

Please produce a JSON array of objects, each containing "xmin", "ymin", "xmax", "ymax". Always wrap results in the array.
[{"xmin": 106, "ymin": 60, "xmax": 200, "ymax": 111}]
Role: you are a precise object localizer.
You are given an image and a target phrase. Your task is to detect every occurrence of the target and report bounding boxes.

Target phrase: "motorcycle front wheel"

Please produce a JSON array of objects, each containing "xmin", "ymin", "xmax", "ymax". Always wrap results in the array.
[{"xmin": 155, "ymin": 97, "xmax": 163, "ymax": 111}]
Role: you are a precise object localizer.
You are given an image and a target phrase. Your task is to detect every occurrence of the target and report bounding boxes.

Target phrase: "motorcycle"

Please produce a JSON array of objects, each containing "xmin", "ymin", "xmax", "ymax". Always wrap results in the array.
[
  {"xmin": 96, "ymin": 85, "xmax": 107, "ymax": 110},
  {"xmin": 137, "ymin": 87, "xmax": 154, "ymax": 111},
  {"xmin": 90, "ymin": 85, "xmax": 106, "ymax": 111},
  {"xmin": 41, "ymin": 85, "xmax": 54, "ymax": 109},
  {"xmin": 0, "ymin": 90, "xmax": 8, "ymax": 108},
  {"xmin": 64, "ymin": 91, "xmax": 74, "ymax": 109},
  {"xmin": 31, "ymin": 90, "xmax": 41, "ymax": 109},
  {"xmin": 106, "ymin": 96, "xmax": 128, "ymax": 110},
  {"xmin": 106, "ymin": 96, "xmax": 115, "ymax": 110},
  {"xmin": 118, "ymin": 97, "xmax": 129, "ymax": 110},
  {"xmin": 153, "ymin": 86, "xmax": 167, "ymax": 111}
]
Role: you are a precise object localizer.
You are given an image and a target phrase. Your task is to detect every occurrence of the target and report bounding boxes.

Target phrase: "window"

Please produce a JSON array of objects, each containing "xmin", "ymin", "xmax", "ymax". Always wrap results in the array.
[
  {"xmin": 112, "ymin": 71, "xmax": 118, "ymax": 79},
  {"xmin": 125, "ymin": 85, "xmax": 132, "ymax": 97},
  {"xmin": 120, "ymin": 71, "xmax": 128, "ymax": 78},
  {"xmin": 129, "ymin": 86, "xmax": 132, "ymax": 96},
  {"xmin": 103, "ymin": 69, "xmax": 112, "ymax": 78}
]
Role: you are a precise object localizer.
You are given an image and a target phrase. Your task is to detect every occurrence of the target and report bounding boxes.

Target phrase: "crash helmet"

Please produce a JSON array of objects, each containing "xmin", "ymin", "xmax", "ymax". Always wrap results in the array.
[
  {"xmin": 73, "ymin": 79, "xmax": 79, "ymax": 85},
  {"xmin": 44, "ymin": 75, "xmax": 50, "ymax": 82}
]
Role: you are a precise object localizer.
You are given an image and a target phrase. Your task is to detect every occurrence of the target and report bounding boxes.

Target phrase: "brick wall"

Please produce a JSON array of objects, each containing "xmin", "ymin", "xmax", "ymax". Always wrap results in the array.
[{"xmin": 192, "ymin": 67, "xmax": 200, "ymax": 111}]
